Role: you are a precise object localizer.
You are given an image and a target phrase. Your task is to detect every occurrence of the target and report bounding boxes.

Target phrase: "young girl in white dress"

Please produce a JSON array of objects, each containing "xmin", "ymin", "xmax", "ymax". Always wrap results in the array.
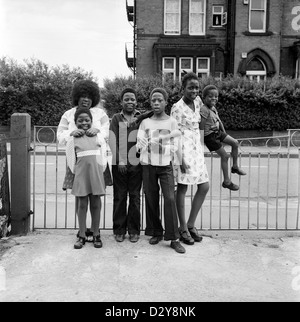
[
  {"xmin": 171, "ymin": 73, "xmax": 210, "ymax": 246},
  {"xmin": 66, "ymin": 108, "xmax": 107, "ymax": 249}
]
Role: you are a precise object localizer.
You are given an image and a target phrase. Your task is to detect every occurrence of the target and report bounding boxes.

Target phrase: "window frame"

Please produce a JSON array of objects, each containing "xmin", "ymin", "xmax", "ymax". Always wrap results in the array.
[
  {"xmin": 212, "ymin": 5, "xmax": 224, "ymax": 27},
  {"xmin": 180, "ymin": 57, "xmax": 193, "ymax": 78},
  {"xmin": 196, "ymin": 57, "xmax": 210, "ymax": 78},
  {"xmin": 164, "ymin": 0, "xmax": 182, "ymax": 35},
  {"xmin": 249, "ymin": 0, "xmax": 267, "ymax": 33},
  {"xmin": 162, "ymin": 57, "xmax": 177, "ymax": 81},
  {"xmin": 189, "ymin": 0, "xmax": 206, "ymax": 36},
  {"xmin": 246, "ymin": 57, "xmax": 267, "ymax": 82}
]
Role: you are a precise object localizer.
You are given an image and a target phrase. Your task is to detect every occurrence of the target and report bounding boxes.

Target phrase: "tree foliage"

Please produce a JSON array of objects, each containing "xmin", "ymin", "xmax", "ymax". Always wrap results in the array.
[{"xmin": 0, "ymin": 57, "xmax": 95, "ymax": 126}]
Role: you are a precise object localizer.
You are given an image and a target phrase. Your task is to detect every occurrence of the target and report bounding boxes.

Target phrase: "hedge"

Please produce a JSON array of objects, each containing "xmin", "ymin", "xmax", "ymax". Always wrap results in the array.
[
  {"xmin": 0, "ymin": 57, "xmax": 95, "ymax": 126},
  {"xmin": 1, "ymin": 56, "xmax": 300, "ymax": 131},
  {"xmin": 102, "ymin": 74, "xmax": 300, "ymax": 131}
]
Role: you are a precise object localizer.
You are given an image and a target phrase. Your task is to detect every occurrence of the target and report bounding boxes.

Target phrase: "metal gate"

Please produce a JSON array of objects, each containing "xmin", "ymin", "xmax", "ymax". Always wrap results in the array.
[{"xmin": 31, "ymin": 126, "xmax": 300, "ymax": 231}]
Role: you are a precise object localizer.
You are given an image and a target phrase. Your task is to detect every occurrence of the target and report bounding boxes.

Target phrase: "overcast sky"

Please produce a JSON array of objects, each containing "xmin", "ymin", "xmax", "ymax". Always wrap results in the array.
[{"xmin": 0, "ymin": 0, "xmax": 134, "ymax": 86}]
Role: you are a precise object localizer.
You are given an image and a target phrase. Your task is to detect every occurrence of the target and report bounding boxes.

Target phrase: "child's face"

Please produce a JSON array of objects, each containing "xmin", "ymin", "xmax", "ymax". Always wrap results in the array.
[
  {"xmin": 150, "ymin": 93, "xmax": 166, "ymax": 115},
  {"xmin": 122, "ymin": 93, "xmax": 137, "ymax": 113},
  {"xmin": 183, "ymin": 79, "xmax": 200, "ymax": 101},
  {"xmin": 76, "ymin": 113, "xmax": 92, "ymax": 130},
  {"xmin": 204, "ymin": 89, "xmax": 219, "ymax": 108}
]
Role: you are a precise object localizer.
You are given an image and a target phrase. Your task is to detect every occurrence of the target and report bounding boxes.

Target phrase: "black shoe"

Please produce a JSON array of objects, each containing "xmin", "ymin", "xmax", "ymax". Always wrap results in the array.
[
  {"xmin": 222, "ymin": 181, "xmax": 239, "ymax": 191},
  {"xmin": 188, "ymin": 227, "xmax": 203, "ymax": 243},
  {"xmin": 231, "ymin": 167, "xmax": 246, "ymax": 176},
  {"xmin": 93, "ymin": 235, "xmax": 103, "ymax": 249},
  {"xmin": 170, "ymin": 241, "xmax": 186, "ymax": 254},
  {"xmin": 179, "ymin": 229, "xmax": 195, "ymax": 245},
  {"xmin": 129, "ymin": 234, "xmax": 139, "ymax": 243},
  {"xmin": 74, "ymin": 237, "xmax": 85, "ymax": 249},
  {"xmin": 115, "ymin": 234, "xmax": 125, "ymax": 243},
  {"xmin": 149, "ymin": 236, "xmax": 163, "ymax": 245}
]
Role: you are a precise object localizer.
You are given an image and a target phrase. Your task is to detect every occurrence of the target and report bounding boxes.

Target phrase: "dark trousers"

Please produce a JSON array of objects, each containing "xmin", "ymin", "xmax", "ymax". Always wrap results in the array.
[
  {"xmin": 142, "ymin": 164, "xmax": 180, "ymax": 241},
  {"xmin": 112, "ymin": 165, "xmax": 142, "ymax": 235}
]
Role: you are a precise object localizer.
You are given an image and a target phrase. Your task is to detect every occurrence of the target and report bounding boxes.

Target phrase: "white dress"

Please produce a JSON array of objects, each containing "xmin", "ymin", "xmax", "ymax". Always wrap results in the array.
[{"xmin": 171, "ymin": 97, "xmax": 209, "ymax": 185}]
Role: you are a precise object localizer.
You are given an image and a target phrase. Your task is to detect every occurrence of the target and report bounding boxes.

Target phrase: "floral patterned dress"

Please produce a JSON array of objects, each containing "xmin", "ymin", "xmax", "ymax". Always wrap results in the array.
[{"xmin": 171, "ymin": 97, "xmax": 209, "ymax": 185}]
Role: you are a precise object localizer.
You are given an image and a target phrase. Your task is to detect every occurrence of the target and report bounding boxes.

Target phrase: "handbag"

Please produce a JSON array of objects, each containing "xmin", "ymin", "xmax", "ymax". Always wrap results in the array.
[{"xmin": 62, "ymin": 166, "xmax": 75, "ymax": 191}]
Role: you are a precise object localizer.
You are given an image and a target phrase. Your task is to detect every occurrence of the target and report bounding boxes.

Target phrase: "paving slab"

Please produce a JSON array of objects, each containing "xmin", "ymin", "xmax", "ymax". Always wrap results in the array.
[{"xmin": 0, "ymin": 230, "xmax": 299, "ymax": 302}]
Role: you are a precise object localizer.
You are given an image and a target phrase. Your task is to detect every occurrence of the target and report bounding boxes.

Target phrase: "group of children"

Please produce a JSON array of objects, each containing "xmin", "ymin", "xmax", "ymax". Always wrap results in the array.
[{"xmin": 59, "ymin": 74, "xmax": 246, "ymax": 253}]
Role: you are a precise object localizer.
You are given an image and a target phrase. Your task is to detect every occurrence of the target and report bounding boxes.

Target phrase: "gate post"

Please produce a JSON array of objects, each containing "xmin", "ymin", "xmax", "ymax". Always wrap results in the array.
[
  {"xmin": 0, "ymin": 134, "xmax": 10, "ymax": 238},
  {"xmin": 10, "ymin": 113, "xmax": 31, "ymax": 235}
]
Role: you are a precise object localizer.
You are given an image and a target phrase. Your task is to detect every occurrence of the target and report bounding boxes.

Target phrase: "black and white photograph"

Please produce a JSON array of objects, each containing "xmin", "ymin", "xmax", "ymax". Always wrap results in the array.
[{"xmin": 0, "ymin": 0, "xmax": 300, "ymax": 305}]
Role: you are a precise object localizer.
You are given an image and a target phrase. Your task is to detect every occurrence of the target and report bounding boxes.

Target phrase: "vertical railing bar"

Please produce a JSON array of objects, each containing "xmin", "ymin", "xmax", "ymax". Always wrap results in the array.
[
  {"xmin": 219, "ymin": 156, "xmax": 222, "ymax": 229},
  {"xmin": 297, "ymin": 149, "xmax": 300, "ymax": 230},
  {"xmin": 285, "ymin": 151, "xmax": 290, "ymax": 230},
  {"xmin": 32, "ymin": 126, "xmax": 37, "ymax": 231},
  {"xmin": 266, "ymin": 153, "xmax": 271, "ymax": 230},
  {"xmin": 276, "ymin": 154, "xmax": 280, "ymax": 230},
  {"xmin": 229, "ymin": 154, "xmax": 232, "ymax": 230},
  {"xmin": 257, "ymin": 153, "xmax": 261, "ymax": 229},
  {"xmin": 63, "ymin": 162, "xmax": 68, "ymax": 229},
  {"xmin": 55, "ymin": 138, "xmax": 58, "ymax": 229},
  {"xmin": 43, "ymin": 145, "xmax": 48, "ymax": 229},
  {"xmin": 103, "ymin": 194, "xmax": 106, "ymax": 230},
  {"xmin": 210, "ymin": 153, "xmax": 213, "ymax": 230},
  {"xmin": 247, "ymin": 153, "xmax": 252, "ymax": 230},
  {"xmin": 238, "ymin": 152, "xmax": 242, "ymax": 229}
]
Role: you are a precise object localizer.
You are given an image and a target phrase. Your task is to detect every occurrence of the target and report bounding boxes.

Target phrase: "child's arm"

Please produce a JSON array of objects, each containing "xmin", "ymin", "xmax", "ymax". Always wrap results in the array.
[
  {"xmin": 136, "ymin": 121, "xmax": 148, "ymax": 153},
  {"xmin": 130, "ymin": 110, "xmax": 154, "ymax": 128}
]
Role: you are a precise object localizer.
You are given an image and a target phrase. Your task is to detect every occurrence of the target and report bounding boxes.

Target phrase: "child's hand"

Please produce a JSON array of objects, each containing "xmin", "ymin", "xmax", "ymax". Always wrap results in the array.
[
  {"xmin": 86, "ymin": 128, "xmax": 99, "ymax": 137},
  {"xmin": 180, "ymin": 159, "xmax": 190, "ymax": 174},
  {"xmin": 118, "ymin": 165, "xmax": 127, "ymax": 174},
  {"xmin": 138, "ymin": 137, "xmax": 149, "ymax": 150},
  {"xmin": 71, "ymin": 129, "xmax": 85, "ymax": 137}
]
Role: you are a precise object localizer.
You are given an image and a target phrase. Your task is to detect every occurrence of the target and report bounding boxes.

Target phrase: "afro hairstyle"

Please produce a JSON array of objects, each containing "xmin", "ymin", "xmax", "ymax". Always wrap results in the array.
[{"xmin": 71, "ymin": 80, "xmax": 100, "ymax": 108}]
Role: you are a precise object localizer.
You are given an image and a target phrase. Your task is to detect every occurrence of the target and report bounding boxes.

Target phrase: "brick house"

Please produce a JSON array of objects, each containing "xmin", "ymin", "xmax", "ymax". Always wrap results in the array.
[{"xmin": 125, "ymin": 0, "xmax": 300, "ymax": 81}]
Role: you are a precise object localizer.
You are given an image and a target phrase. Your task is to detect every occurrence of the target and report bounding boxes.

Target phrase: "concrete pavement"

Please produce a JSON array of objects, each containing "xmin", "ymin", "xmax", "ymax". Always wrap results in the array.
[{"xmin": 0, "ymin": 229, "xmax": 299, "ymax": 302}]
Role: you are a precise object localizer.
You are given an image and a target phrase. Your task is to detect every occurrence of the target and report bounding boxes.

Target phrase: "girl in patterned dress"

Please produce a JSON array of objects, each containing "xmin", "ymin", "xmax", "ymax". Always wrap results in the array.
[
  {"xmin": 66, "ymin": 108, "xmax": 106, "ymax": 249},
  {"xmin": 171, "ymin": 73, "xmax": 210, "ymax": 246}
]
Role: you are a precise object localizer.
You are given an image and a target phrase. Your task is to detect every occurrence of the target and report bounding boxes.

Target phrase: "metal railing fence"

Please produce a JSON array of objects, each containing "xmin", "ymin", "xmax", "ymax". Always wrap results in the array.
[{"xmin": 31, "ymin": 127, "xmax": 300, "ymax": 231}]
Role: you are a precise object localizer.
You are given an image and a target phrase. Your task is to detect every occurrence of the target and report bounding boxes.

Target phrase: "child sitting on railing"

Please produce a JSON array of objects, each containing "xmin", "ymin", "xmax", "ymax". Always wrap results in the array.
[{"xmin": 200, "ymin": 85, "xmax": 246, "ymax": 191}]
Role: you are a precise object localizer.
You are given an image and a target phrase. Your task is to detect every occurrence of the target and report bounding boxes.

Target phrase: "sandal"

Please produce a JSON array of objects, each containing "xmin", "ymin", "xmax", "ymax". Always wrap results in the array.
[
  {"xmin": 77, "ymin": 229, "xmax": 97, "ymax": 242},
  {"xmin": 222, "ymin": 182, "xmax": 239, "ymax": 191},
  {"xmin": 93, "ymin": 235, "xmax": 103, "ymax": 249},
  {"xmin": 74, "ymin": 237, "xmax": 85, "ymax": 249}
]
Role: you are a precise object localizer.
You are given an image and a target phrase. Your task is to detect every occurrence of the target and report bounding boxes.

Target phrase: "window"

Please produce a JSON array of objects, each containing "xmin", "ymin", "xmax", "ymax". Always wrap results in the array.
[
  {"xmin": 197, "ymin": 58, "xmax": 210, "ymax": 78},
  {"xmin": 189, "ymin": 0, "xmax": 206, "ymax": 35},
  {"xmin": 163, "ymin": 57, "xmax": 176, "ymax": 81},
  {"xmin": 164, "ymin": 0, "xmax": 181, "ymax": 35},
  {"xmin": 296, "ymin": 58, "xmax": 300, "ymax": 80},
  {"xmin": 212, "ymin": 6, "xmax": 224, "ymax": 27},
  {"xmin": 249, "ymin": 0, "xmax": 267, "ymax": 33},
  {"xmin": 180, "ymin": 58, "xmax": 193, "ymax": 78},
  {"xmin": 246, "ymin": 57, "xmax": 266, "ymax": 82}
]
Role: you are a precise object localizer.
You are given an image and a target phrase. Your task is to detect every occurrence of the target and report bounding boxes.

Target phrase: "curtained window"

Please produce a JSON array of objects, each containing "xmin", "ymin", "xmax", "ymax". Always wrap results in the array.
[
  {"xmin": 164, "ymin": 0, "xmax": 181, "ymax": 35},
  {"xmin": 189, "ymin": 0, "xmax": 206, "ymax": 35}
]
